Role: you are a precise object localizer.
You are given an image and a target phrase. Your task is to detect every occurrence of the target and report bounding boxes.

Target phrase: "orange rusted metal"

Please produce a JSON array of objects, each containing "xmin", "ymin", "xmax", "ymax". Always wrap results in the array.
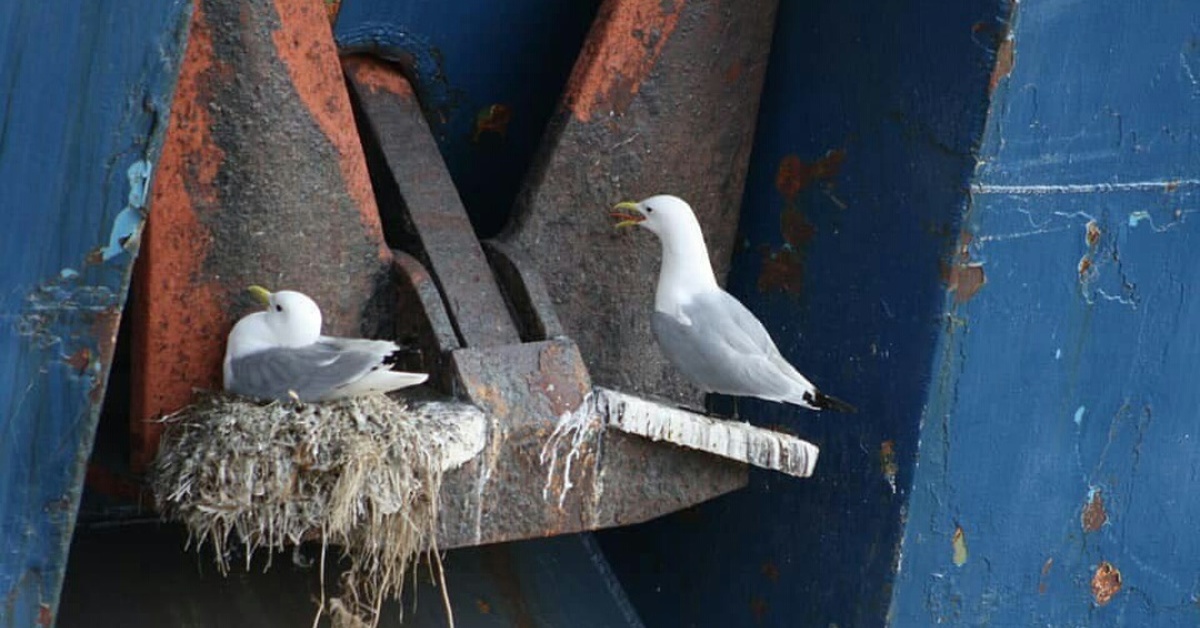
[
  {"xmin": 130, "ymin": 0, "xmax": 389, "ymax": 471},
  {"xmin": 562, "ymin": 0, "xmax": 684, "ymax": 122}
]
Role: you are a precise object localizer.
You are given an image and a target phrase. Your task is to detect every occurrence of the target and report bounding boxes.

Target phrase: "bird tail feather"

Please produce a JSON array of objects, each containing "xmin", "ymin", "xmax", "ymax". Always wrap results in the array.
[{"xmin": 805, "ymin": 390, "xmax": 857, "ymax": 413}]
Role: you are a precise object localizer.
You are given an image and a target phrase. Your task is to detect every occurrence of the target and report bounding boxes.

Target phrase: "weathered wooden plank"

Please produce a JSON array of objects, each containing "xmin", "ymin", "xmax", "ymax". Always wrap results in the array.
[{"xmin": 0, "ymin": 1, "xmax": 193, "ymax": 624}]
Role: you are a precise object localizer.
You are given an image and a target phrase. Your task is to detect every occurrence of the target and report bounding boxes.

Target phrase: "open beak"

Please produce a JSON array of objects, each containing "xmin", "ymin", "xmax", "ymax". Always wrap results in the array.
[
  {"xmin": 247, "ymin": 285, "xmax": 272, "ymax": 308},
  {"xmin": 610, "ymin": 201, "xmax": 645, "ymax": 228}
]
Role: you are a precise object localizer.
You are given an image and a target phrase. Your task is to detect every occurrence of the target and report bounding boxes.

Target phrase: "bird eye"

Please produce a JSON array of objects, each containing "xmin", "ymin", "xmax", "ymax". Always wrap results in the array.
[
  {"xmin": 275, "ymin": 305, "xmax": 283, "ymax": 312},
  {"xmin": 645, "ymin": 206, "xmax": 654, "ymax": 213}
]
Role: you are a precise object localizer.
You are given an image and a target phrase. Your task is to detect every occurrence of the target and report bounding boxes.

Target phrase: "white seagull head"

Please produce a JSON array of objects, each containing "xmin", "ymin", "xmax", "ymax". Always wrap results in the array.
[
  {"xmin": 246, "ymin": 285, "xmax": 323, "ymax": 348},
  {"xmin": 610, "ymin": 194, "xmax": 701, "ymax": 239}
]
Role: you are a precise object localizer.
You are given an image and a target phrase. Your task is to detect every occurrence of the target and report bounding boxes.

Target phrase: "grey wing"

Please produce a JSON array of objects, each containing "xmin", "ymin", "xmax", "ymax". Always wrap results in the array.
[
  {"xmin": 227, "ymin": 345, "xmax": 383, "ymax": 402},
  {"xmin": 317, "ymin": 336, "xmax": 399, "ymax": 357},
  {"xmin": 651, "ymin": 304, "xmax": 800, "ymax": 399}
]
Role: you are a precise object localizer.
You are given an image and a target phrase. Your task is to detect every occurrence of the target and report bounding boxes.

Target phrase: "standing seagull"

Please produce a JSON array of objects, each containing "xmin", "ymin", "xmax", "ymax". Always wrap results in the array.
[
  {"xmin": 611, "ymin": 195, "xmax": 855, "ymax": 413},
  {"xmin": 223, "ymin": 286, "xmax": 428, "ymax": 402}
]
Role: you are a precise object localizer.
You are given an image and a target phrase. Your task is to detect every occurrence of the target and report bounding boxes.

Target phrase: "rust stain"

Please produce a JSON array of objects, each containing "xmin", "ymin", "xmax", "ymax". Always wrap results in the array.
[
  {"xmin": 269, "ymin": 0, "xmax": 388, "ymax": 260},
  {"xmin": 724, "ymin": 60, "xmax": 744, "ymax": 84},
  {"xmin": 65, "ymin": 347, "xmax": 91, "ymax": 374},
  {"xmin": 880, "ymin": 440, "xmax": 899, "ymax": 493},
  {"xmin": 85, "ymin": 464, "xmax": 144, "ymax": 502},
  {"xmin": 780, "ymin": 208, "xmax": 816, "ymax": 249},
  {"xmin": 1078, "ymin": 220, "xmax": 1101, "ymax": 283},
  {"xmin": 988, "ymin": 37, "xmax": 1015, "ymax": 93},
  {"xmin": 130, "ymin": 1, "xmax": 227, "ymax": 471},
  {"xmin": 343, "ymin": 55, "xmax": 414, "ymax": 97},
  {"xmin": 1091, "ymin": 561, "xmax": 1122, "ymax": 606},
  {"xmin": 947, "ymin": 263, "xmax": 986, "ymax": 303},
  {"xmin": 758, "ymin": 247, "xmax": 805, "ymax": 295},
  {"xmin": 749, "ymin": 595, "xmax": 768, "ymax": 623},
  {"xmin": 563, "ymin": 0, "xmax": 684, "ymax": 122},
  {"xmin": 37, "ymin": 604, "xmax": 52, "ymax": 627},
  {"xmin": 1077, "ymin": 256, "xmax": 1093, "ymax": 278},
  {"xmin": 475, "ymin": 598, "xmax": 492, "ymax": 615},
  {"xmin": 1082, "ymin": 489, "xmax": 1108, "ymax": 532},
  {"xmin": 775, "ymin": 150, "xmax": 847, "ymax": 202},
  {"xmin": 1085, "ymin": 220, "xmax": 1102, "ymax": 246},
  {"xmin": 473, "ymin": 104, "xmax": 513, "ymax": 142},
  {"xmin": 943, "ymin": 231, "xmax": 986, "ymax": 303},
  {"xmin": 323, "ymin": 0, "xmax": 341, "ymax": 23},
  {"xmin": 952, "ymin": 525, "xmax": 968, "ymax": 566},
  {"xmin": 1038, "ymin": 557, "xmax": 1054, "ymax": 594},
  {"xmin": 88, "ymin": 306, "xmax": 122, "ymax": 404},
  {"xmin": 760, "ymin": 561, "xmax": 780, "ymax": 582}
]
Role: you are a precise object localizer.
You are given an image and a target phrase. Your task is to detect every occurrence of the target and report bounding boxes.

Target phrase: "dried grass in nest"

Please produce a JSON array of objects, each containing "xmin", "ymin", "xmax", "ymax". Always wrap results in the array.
[{"xmin": 151, "ymin": 392, "xmax": 455, "ymax": 628}]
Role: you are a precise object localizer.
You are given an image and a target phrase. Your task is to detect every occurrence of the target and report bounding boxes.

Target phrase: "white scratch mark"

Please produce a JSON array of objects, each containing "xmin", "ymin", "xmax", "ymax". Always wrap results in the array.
[
  {"xmin": 975, "ymin": 180, "xmax": 1199, "ymax": 195},
  {"xmin": 1095, "ymin": 288, "xmax": 1138, "ymax": 309},
  {"xmin": 1182, "ymin": 50, "xmax": 1200, "ymax": 96},
  {"xmin": 1127, "ymin": 209, "xmax": 1190, "ymax": 232},
  {"xmin": 976, "ymin": 226, "xmax": 1071, "ymax": 242}
]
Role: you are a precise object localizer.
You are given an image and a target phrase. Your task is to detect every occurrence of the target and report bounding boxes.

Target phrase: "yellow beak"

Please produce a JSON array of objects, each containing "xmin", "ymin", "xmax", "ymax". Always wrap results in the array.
[
  {"xmin": 246, "ymin": 285, "xmax": 272, "ymax": 307},
  {"xmin": 610, "ymin": 201, "xmax": 645, "ymax": 228}
]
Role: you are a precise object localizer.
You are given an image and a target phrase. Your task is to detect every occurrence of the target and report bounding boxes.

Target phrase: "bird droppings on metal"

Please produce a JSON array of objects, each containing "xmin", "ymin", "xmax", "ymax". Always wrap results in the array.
[
  {"xmin": 1091, "ymin": 561, "xmax": 1122, "ymax": 606},
  {"xmin": 1081, "ymin": 487, "xmax": 1108, "ymax": 532},
  {"xmin": 473, "ymin": 104, "xmax": 513, "ymax": 142},
  {"xmin": 1038, "ymin": 557, "xmax": 1054, "ymax": 594},
  {"xmin": 881, "ymin": 440, "xmax": 900, "ymax": 494},
  {"xmin": 952, "ymin": 525, "xmax": 968, "ymax": 567},
  {"xmin": 563, "ymin": 0, "xmax": 684, "ymax": 122}
]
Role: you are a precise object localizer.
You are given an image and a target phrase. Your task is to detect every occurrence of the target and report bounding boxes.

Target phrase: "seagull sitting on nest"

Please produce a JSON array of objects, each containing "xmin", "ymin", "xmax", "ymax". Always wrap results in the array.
[
  {"xmin": 611, "ymin": 194, "xmax": 856, "ymax": 413},
  {"xmin": 223, "ymin": 286, "xmax": 429, "ymax": 402}
]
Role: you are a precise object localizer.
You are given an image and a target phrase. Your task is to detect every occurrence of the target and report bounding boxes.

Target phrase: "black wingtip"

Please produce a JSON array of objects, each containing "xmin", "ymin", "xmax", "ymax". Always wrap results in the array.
[{"xmin": 805, "ymin": 391, "xmax": 858, "ymax": 413}]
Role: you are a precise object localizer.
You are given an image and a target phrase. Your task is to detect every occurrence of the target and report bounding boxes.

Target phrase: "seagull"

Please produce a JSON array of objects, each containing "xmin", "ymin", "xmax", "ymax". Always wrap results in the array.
[
  {"xmin": 223, "ymin": 286, "xmax": 428, "ymax": 402},
  {"xmin": 611, "ymin": 195, "xmax": 855, "ymax": 413}
]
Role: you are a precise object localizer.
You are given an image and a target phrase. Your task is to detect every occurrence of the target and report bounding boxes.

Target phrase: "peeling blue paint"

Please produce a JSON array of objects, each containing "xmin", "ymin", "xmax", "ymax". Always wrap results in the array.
[
  {"xmin": 892, "ymin": 0, "xmax": 1200, "ymax": 624},
  {"xmin": 100, "ymin": 160, "xmax": 152, "ymax": 262},
  {"xmin": 0, "ymin": 2, "xmax": 191, "ymax": 624}
]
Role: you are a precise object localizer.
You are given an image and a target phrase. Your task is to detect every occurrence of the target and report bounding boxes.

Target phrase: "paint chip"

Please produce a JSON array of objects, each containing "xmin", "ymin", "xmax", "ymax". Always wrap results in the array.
[
  {"xmin": 1082, "ymin": 488, "xmax": 1108, "ymax": 532},
  {"xmin": 473, "ymin": 104, "xmax": 512, "ymax": 142},
  {"xmin": 1091, "ymin": 561, "xmax": 1122, "ymax": 606},
  {"xmin": 1038, "ymin": 557, "xmax": 1054, "ymax": 594},
  {"xmin": 880, "ymin": 440, "xmax": 899, "ymax": 494},
  {"xmin": 1074, "ymin": 406, "xmax": 1086, "ymax": 426},
  {"xmin": 952, "ymin": 525, "xmax": 968, "ymax": 567},
  {"xmin": 1085, "ymin": 220, "xmax": 1102, "ymax": 247}
]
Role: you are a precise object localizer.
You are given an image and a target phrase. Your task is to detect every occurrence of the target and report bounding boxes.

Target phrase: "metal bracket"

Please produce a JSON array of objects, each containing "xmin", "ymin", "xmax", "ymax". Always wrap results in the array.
[{"xmin": 345, "ymin": 55, "xmax": 815, "ymax": 549}]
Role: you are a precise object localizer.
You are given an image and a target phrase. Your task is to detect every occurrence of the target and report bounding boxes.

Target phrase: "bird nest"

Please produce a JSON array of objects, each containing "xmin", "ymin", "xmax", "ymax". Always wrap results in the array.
[{"xmin": 151, "ymin": 392, "xmax": 479, "ymax": 628}]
